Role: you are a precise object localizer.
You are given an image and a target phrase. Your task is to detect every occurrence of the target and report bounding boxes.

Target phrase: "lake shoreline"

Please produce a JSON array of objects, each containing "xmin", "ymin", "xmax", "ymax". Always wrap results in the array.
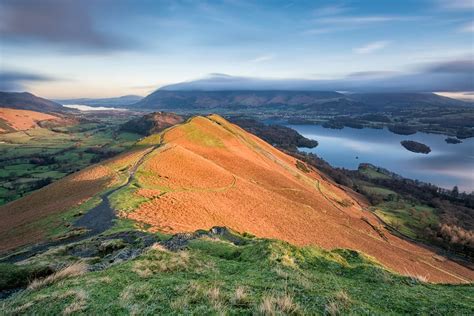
[{"xmin": 287, "ymin": 124, "xmax": 474, "ymax": 192}]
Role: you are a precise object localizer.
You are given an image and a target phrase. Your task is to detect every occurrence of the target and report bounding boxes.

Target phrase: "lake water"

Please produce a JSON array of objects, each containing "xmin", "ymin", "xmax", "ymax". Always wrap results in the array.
[
  {"xmin": 287, "ymin": 125, "xmax": 474, "ymax": 192},
  {"xmin": 63, "ymin": 104, "xmax": 126, "ymax": 111}
]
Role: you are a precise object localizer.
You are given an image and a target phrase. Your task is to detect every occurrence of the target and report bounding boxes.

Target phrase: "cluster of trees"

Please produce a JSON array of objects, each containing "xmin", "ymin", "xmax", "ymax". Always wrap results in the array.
[
  {"xmin": 388, "ymin": 124, "xmax": 417, "ymax": 135},
  {"xmin": 85, "ymin": 147, "xmax": 120, "ymax": 163},
  {"xmin": 29, "ymin": 156, "xmax": 57, "ymax": 165},
  {"xmin": 229, "ymin": 118, "xmax": 318, "ymax": 151},
  {"xmin": 426, "ymin": 224, "xmax": 474, "ymax": 257}
]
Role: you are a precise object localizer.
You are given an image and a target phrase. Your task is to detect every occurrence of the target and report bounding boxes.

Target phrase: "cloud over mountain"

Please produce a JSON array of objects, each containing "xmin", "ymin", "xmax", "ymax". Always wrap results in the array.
[{"xmin": 161, "ymin": 58, "xmax": 474, "ymax": 93}]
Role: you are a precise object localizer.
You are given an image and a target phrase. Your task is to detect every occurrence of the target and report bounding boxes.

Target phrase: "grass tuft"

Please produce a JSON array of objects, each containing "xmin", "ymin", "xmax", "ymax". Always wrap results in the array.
[
  {"xmin": 28, "ymin": 261, "xmax": 87, "ymax": 290},
  {"xmin": 258, "ymin": 293, "xmax": 300, "ymax": 315}
]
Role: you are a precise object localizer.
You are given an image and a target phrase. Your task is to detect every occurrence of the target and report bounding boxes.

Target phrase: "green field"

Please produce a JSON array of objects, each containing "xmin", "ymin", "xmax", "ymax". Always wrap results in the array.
[
  {"xmin": 374, "ymin": 201, "xmax": 438, "ymax": 239},
  {"xmin": 0, "ymin": 118, "xmax": 141, "ymax": 206}
]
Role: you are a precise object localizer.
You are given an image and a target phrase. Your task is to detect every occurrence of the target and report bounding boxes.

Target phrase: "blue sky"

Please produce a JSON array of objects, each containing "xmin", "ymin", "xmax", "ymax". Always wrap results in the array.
[{"xmin": 0, "ymin": 0, "xmax": 473, "ymax": 98}]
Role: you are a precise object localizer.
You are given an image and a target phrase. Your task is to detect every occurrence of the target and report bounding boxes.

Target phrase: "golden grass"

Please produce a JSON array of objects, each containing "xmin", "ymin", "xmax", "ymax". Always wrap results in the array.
[
  {"xmin": 258, "ymin": 293, "xmax": 300, "ymax": 315},
  {"xmin": 62, "ymin": 289, "xmax": 88, "ymax": 315},
  {"xmin": 231, "ymin": 286, "xmax": 250, "ymax": 306},
  {"xmin": 28, "ymin": 261, "xmax": 88, "ymax": 290},
  {"xmin": 0, "ymin": 108, "xmax": 60, "ymax": 131},
  {"xmin": 325, "ymin": 290, "xmax": 351, "ymax": 316},
  {"xmin": 132, "ymin": 250, "xmax": 191, "ymax": 277}
]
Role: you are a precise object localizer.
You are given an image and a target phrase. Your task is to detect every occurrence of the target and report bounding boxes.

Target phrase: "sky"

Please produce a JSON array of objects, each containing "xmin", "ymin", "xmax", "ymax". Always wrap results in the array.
[{"xmin": 0, "ymin": 0, "xmax": 473, "ymax": 98}]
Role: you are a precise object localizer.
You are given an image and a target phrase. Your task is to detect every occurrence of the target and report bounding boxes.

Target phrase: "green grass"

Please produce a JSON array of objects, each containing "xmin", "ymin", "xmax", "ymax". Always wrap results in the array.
[
  {"xmin": 362, "ymin": 185, "xmax": 397, "ymax": 197},
  {"xmin": 181, "ymin": 120, "xmax": 225, "ymax": 148},
  {"xmin": 2, "ymin": 233, "xmax": 473, "ymax": 315},
  {"xmin": 108, "ymin": 184, "xmax": 151, "ymax": 213},
  {"xmin": 374, "ymin": 201, "xmax": 438, "ymax": 239},
  {"xmin": 359, "ymin": 166, "xmax": 391, "ymax": 180}
]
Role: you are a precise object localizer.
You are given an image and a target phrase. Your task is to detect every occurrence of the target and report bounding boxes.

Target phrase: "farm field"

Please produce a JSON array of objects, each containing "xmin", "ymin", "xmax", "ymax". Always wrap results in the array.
[{"xmin": 0, "ymin": 114, "xmax": 141, "ymax": 205}]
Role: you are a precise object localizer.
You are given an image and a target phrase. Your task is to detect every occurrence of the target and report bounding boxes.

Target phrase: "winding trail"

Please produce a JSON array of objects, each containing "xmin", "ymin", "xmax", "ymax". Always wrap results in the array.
[{"xmin": 0, "ymin": 146, "xmax": 156, "ymax": 263}]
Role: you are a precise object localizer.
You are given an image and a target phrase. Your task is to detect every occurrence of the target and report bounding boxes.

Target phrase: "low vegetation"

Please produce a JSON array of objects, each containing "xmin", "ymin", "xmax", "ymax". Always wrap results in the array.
[{"xmin": 2, "ymin": 229, "xmax": 473, "ymax": 314}]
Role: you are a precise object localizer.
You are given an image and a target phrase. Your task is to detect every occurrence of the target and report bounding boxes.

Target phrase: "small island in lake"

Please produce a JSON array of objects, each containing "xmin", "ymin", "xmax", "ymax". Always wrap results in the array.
[
  {"xmin": 400, "ymin": 140, "xmax": 431, "ymax": 154},
  {"xmin": 445, "ymin": 137, "xmax": 462, "ymax": 144}
]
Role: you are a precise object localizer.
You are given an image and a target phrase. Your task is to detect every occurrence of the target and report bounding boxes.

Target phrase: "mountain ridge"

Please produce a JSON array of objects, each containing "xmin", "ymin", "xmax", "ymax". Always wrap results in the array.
[
  {"xmin": 0, "ymin": 91, "xmax": 65, "ymax": 113},
  {"xmin": 1, "ymin": 114, "xmax": 472, "ymax": 283},
  {"xmin": 132, "ymin": 90, "xmax": 469, "ymax": 112}
]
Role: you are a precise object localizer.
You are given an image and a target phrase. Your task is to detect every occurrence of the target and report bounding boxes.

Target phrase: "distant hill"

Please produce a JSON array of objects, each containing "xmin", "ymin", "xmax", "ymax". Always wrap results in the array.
[
  {"xmin": 132, "ymin": 90, "xmax": 345, "ymax": 111},
  {"xmin": 132, "ymin": 90, "xmax": 469, "ymax": 113},
  {"xmin": 348, "ymin": 92, "xmax": 469, "ymax": 107},
  {"xmin": 120, "ymin": 112, "xmax": 185, "ymax": 135},
  {"xmin": 0, "ymin": 91, "xmax": 65, "ymax": 113},
  {"xmin": 56, "ymin": 95, "xmax": 143, "ymax": 107},
  {"xmin": 0, "ymin": 108, "xmax": 63, "ymax": 133}
]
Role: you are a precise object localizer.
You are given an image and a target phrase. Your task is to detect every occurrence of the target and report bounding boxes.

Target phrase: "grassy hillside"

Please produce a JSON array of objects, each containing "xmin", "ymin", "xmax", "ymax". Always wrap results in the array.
[{"xmin": 1, "ymin": 228, "xmax": 473, "ymax": 315}]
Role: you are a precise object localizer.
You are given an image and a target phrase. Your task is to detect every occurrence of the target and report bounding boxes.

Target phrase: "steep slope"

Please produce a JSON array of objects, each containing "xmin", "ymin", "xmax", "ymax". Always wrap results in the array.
[
  {"xmin": 0, "ymin": 92, "xmax": 65, "ymax": 113},
  {"xmin": 0, "ymin": 108, "xmax": 64, "ymax": 133},
  {"xmin": 115, "ymin": 115, "xmax": 473, "ymax": 283},
  {"xmin": 133, "ymin": 90, "xmax": 344, "ymax": 111}
]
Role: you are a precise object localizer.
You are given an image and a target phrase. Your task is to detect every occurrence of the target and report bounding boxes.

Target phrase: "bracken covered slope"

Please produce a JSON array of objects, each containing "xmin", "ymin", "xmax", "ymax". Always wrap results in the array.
[
  {"xmin": 0, "ymin": 108, "xmax": 61, "ymax": 133},
  {"xmin": 118, "ymin": 115, "xmax": 473, "ymax": 283}
]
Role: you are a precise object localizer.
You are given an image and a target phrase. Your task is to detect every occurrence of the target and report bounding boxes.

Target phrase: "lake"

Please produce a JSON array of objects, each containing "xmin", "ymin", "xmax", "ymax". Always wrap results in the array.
[
  {"xmin": 287, "ymin": 125, "xmax": 474, "ymax": 192},
  {"xmin": 63, "ymin": 104, "xmax": 126, "ymax": 111}
]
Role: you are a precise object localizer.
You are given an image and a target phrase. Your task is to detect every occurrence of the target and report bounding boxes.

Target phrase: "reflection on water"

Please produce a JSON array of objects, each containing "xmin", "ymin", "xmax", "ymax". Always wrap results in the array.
[{"xmin": 288, "ymin": 125, "xmax": 474, "ymax": 192}]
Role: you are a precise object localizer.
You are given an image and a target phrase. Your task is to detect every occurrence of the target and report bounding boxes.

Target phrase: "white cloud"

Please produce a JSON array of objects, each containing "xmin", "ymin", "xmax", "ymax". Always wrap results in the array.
[
  {"xmin": 317, "ymin": 15, "xmax": 419, "ymax": 25},
  {"xmin": 353, "ymin": 41, "xmax": 391, "ymax": 54},
  {"xmin": 438, "ymin": 0, "xmax": 474, "ymax": 10},
  {"xmin": 250, "ymin": 54, "xmax": 275, "ymax": 63},
  {"xmin": 303, "ymin": 28, "xmax": 333, "ymax": 35},
  {"xmin": 459, "ymin": 21, "xmax": 474, "ymax": 32},
  {"xmin": 313, "ymin": 4, "xmax": 349, "ymax": 17}
]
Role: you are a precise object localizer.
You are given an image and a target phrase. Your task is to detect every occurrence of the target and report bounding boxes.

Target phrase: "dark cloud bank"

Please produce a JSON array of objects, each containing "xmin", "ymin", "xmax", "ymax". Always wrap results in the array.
[
  {"xmin": 0, "ymin": 70, "xmax": 55, "ymax": 91},
  {"xmin": 0, "ymin": 0, "xmax": 130, "ymax": 51},
  {"xmin": 162, "ymin": 59, "xmax": 474, "ymax": 93}
]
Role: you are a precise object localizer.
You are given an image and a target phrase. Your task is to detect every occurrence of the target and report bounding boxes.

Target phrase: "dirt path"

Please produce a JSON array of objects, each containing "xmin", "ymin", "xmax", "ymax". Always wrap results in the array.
[{"xmin": 0, "ymin": 147, "xmax": 156, "ymax": 263}]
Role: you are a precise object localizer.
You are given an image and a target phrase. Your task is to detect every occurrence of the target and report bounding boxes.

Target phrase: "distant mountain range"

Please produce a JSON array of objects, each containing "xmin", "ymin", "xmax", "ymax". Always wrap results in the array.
[
  {"xmin": 56, "ymin": 95, "xmax": 143, "ymax": 107},
  {"xmin": 348, "ymin": 92, "xmax": 467, "ymax": 107},
  {"xmin": 131, "ymin": 90, "xmax": 470, "ymax": 112},
  {"xmin": 1, "ymin": 90, "xmax": 470, "ymax": 116},
  {"xmin": 0, "ymin": 91, "xmax": 65, "ymax": 113}
]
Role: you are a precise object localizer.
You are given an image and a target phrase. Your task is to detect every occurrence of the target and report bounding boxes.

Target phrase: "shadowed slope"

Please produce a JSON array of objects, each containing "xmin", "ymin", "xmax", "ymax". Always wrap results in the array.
[{"xmin": 122, "ymin": 115, "xmax": 474, "ymax": 283}]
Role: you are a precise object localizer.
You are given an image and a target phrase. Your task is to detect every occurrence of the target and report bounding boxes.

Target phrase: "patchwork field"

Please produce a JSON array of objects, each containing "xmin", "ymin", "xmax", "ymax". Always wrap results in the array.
[{"xmin": 0, "ymin": 114, "xmax": 140, "ymax": 205}]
